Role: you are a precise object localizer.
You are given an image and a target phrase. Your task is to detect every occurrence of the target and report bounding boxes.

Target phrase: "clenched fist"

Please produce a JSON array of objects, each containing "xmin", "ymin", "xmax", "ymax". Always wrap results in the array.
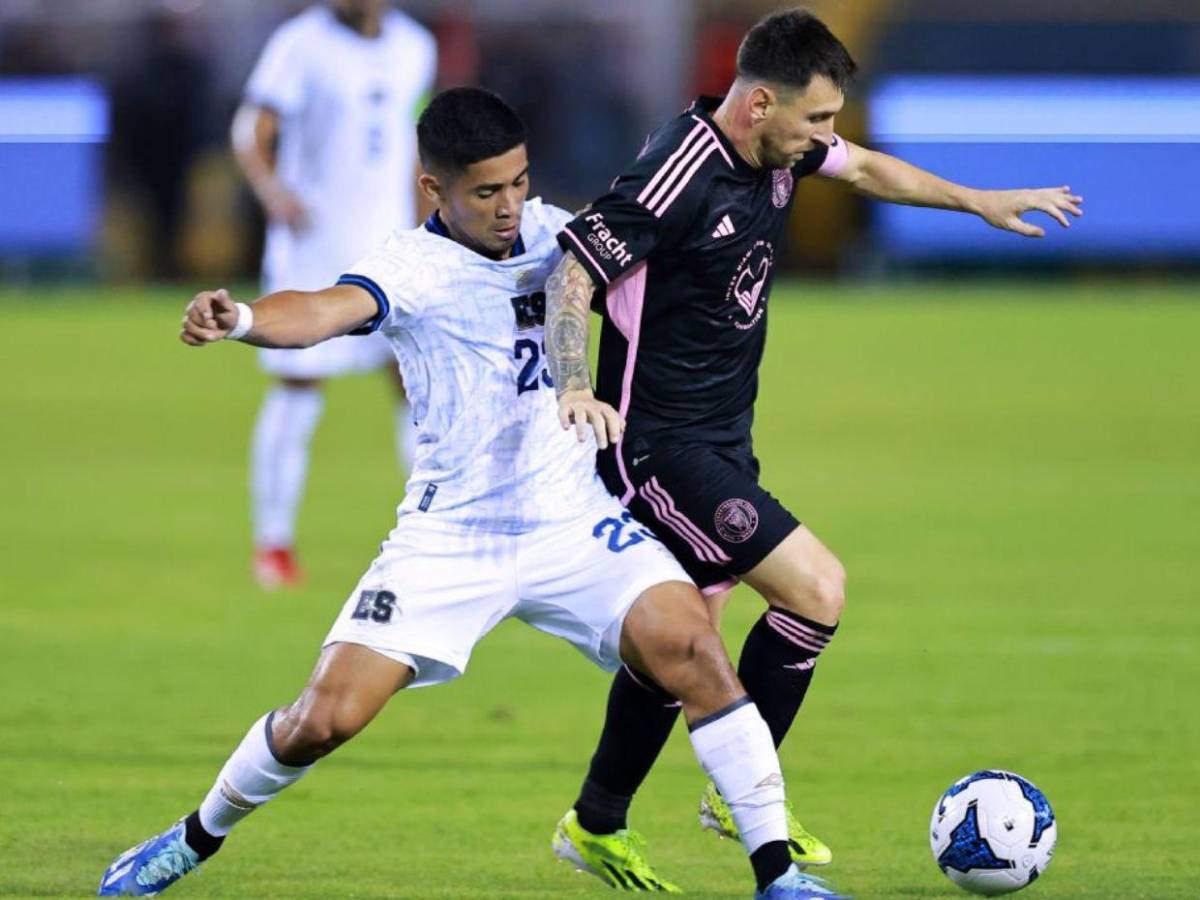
[{"xmin": 181, "ymin": 289, "xmax": 240, "ymax": 346}]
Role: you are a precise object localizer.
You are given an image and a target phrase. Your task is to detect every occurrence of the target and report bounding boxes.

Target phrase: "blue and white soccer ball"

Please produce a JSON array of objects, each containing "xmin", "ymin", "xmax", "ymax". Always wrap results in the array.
[{"xmin": 930, "ymin": 770, "xmax": 1057, "ymax": 895}]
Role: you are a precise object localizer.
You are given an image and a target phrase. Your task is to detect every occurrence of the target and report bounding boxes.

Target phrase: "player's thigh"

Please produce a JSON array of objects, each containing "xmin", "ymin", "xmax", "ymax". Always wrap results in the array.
[
  {"xmin": 323, "ymin": 518, "xmax": 517, "ymax": 687},
  {"xmin": 514, "ymin": 501, "xmax": 694, "ymax": 673},
  {"xmin": 703, "ymin": 587, "xmax": 734, "ymax": 629},
  {"xmin": 741, "ymin": 525, "xmax": 846, "ymax": 625}
]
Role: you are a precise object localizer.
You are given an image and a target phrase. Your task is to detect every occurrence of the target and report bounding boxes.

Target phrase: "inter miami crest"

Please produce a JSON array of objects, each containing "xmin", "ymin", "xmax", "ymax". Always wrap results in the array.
[
  {"xmin": 715, "ymin": 498, "xmax": 759, "ymax": 544},
  {"xmin": 771, "ymin": 168, "xmax": 794, "ymax": 208}
]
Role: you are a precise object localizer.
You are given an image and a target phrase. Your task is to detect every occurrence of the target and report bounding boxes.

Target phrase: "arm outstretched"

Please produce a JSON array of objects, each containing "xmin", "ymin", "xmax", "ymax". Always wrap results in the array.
[{"xmin": 831, "ymin": 140, "xmax": 1083, "ymax": 238}]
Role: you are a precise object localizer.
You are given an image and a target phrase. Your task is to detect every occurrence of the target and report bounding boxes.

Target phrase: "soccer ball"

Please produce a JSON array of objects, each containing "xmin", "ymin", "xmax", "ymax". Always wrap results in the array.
[{"xmin": 930, "ymin": 770, "xmax": 1057, "ymax": 895}]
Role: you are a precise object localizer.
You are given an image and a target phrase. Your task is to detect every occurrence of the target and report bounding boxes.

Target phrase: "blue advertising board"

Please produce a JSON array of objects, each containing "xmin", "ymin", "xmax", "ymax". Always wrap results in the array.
[
  {"xmin": 867, "ymin": 77, "xmax": 1200, "ymax": 260},
  {"xmin": 0, "ymin": 79, "xmax": 109, "ymax": 255}
]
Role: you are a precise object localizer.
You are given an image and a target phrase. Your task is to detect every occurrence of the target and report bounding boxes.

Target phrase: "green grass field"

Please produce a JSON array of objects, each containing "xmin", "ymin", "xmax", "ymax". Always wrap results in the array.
[{"xmin": 1, "ymin": 280, "xmax": 1197, "ymax": 898}]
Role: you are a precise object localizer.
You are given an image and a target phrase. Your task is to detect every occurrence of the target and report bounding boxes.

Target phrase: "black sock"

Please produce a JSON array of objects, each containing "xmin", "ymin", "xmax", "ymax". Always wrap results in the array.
[
  {"xmin": 183, "ymin": 810, "xmax": 224, "ymax": 861},
  {"xmin": 575, "ymin": 779, "xmax": 632, "ymax": 836},
  {"xmin": 738, "ymin": 607, "xmax": 838, "ymax": 747},
  {"xmin": 751, "ymin": 840, "xmax": 793, "ymax": 891},
  {"xmin": 573, "ymin": 665, "xmax": 682, "ymax": 834}
]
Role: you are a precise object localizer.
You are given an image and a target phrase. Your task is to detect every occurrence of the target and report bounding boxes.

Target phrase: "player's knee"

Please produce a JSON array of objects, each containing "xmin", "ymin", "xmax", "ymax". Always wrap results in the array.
[
  {"xmin": 643, "ymin": 620, "xmax": 734, "ymax": 701},
  {"xmin": 686, "ymin": 626, "xmax": 733, "ymax": 681},
  {"xmin": 276, "ymin": 695, "xmax": 370, "ymax": 761},
  {"xmin": 814, "ymin": 562, "xmax": 847, "ymax": 622},
  {"xmin": 667, "ymin": 621, "xmax": 733, "ymax": 687},
  {"xmin": 291, "ymin": 711, "xmax": 359, "ymax": 759},
  {"xmin": 775, "ymin": 558, "xmax": 847, "ymax": 624},
  {"xmin": 654, "ymin": 610, "xmax": 725, "ymax": 669}
]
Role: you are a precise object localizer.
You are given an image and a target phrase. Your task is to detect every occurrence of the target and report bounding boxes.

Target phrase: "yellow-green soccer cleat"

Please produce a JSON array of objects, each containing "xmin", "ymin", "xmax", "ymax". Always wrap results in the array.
[
  {"xmin": 699, "ymin": 782, "xmax": 833, "ymax": 868},
  {"xmin": 552, "ymin": 809, "xmax": 683, "ymax": 893}
]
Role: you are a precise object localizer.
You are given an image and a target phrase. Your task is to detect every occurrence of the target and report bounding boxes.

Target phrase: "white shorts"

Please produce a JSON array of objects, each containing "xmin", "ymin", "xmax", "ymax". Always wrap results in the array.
[
  {"xmin": 322, "ymin": 499, "xmax": 692, "ymax": 687},
  {"xmin": 258, "ymin": 331, "xmax": 395, "ymax": 380}
]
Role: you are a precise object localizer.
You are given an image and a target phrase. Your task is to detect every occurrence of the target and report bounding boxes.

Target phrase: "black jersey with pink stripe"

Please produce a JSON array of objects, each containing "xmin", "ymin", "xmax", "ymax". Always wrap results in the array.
[{"xmin": 557, "ymin": 96, "xmax": 843, "ymax": 456}]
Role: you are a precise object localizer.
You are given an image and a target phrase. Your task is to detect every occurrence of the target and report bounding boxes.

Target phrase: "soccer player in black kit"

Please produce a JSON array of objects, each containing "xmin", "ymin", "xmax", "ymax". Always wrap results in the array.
[{"xmin": 545, "ymin": 8, "xmax": 1082, "ymax": 898}]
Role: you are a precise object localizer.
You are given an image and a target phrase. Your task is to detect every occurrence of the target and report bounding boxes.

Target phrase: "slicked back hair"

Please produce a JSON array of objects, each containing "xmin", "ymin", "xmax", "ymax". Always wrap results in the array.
[
  {"xmin": 736, "ymin": 8, "xmax": 857, "ymax": 93},
  {"xmin": 417, "ymin": 87, "xmax": 527, "ymax": 177}
]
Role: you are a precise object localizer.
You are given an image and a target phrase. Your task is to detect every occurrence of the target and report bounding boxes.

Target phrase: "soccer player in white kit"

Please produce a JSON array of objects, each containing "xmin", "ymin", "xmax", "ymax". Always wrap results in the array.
[
  {"xmin": 232, "ymin": 0, "xmax": 437, "ymax": 588},
  {"xmin": 97, "ymin": 90, "xmax": 838, "ymax": 899}
]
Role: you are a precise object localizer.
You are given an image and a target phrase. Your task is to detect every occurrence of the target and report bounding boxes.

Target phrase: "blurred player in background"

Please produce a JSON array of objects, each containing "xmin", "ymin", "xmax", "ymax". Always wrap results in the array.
[
  {"xmin": 545, "ymin": 7, "xmax": 1082, "ymax": 888},
  {"xmin": 98, "ymin": 88, "xmax": 842, "ymax": 900},
  {"xmin": 232, "ymin": 0, "xmax": 436, "ymax": 588}
]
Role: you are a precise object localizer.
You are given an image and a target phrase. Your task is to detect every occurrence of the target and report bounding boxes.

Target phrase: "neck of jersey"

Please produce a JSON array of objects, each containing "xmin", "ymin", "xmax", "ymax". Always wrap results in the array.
[{"xmin": 425, "ymin": 210, "xmax": 526, "ymax": 260}]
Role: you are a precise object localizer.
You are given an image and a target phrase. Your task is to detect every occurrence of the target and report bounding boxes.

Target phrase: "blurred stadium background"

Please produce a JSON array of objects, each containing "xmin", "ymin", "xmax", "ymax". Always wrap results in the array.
[
  {"xmin": 2, "ymin": 1, "xmax": 1198, "ymax": 897},
  {"xmin": 4, "ymin": 0, "xmax": 1200, "ymax": 276}
]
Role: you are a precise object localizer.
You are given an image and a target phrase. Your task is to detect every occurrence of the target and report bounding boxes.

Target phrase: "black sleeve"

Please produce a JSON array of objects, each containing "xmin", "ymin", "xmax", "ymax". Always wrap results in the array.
[
  {"xmin": 558, "ymin": 125, "xmax": 710, "ymax": 287},
  {"xmin": 793, "ymin": 139, "xmax": 831, "ymax": 179}
]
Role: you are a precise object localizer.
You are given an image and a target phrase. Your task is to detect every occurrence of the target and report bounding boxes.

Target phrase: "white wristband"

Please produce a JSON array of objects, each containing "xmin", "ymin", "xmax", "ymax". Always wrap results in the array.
[{"xmin": 226, "ymin": 302, "xmax": 254, "ymax": 341}]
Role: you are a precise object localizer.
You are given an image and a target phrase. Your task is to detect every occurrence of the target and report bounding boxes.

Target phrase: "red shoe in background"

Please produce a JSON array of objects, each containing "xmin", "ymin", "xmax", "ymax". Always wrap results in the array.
[{"xmin": 253, "ymin": 547, "xmax": 304, "ymax": 589}]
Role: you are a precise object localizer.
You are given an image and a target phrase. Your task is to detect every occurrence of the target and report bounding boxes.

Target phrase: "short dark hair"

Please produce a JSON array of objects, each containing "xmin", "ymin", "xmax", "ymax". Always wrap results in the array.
[
  {"xmin": 417, "ymin": 87, "xmax": 526, "ymax": 176},
  {"xmin": 736, "ymin": 8, "xmax": 857, "ymax": 92}
]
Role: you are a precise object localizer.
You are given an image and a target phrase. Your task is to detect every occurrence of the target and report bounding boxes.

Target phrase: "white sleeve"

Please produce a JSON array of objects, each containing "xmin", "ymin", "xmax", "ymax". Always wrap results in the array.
[
  {"xmin": 244, "ymin": 20, "xmax": 307, "ymax": 116},
  {"xmin": 338, "ymin": 233, "xmax": 424, "ymax": 332},
  {"xmin": 541, "ymin": 202, "xmax": 576, "ymax": 234}
]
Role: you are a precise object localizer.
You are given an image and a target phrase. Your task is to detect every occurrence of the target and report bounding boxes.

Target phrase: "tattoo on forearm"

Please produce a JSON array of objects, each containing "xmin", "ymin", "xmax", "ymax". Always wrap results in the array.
[{"xmin": 545, "ymin": 252, "xmax": 596, "ymax": 396}]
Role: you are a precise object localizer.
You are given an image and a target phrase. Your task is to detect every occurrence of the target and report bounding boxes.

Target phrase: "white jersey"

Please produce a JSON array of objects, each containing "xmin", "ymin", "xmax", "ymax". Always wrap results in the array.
[
  {"xmin": 342, "ymin": 198, "xmax": 599, "ymax": 533},
  {"xmin": 245, "ymin": 5, "xmax": 436, "ymax": 292}
]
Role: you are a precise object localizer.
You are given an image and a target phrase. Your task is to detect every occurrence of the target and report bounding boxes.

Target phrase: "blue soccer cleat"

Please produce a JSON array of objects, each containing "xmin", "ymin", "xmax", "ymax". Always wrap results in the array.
[
  {"xmin": 98, "ymin": 819, "xmax": 201, "ymax": 896},
  {"xmin": 755, "ymin": 865, "xmax": 850, "ymax": 899}
]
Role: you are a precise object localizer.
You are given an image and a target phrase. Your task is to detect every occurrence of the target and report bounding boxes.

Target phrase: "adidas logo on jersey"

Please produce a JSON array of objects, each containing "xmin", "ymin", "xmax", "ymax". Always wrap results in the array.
[{"xmin": 711, "ymin": 214, "xmax": 736, "ymax": 239}]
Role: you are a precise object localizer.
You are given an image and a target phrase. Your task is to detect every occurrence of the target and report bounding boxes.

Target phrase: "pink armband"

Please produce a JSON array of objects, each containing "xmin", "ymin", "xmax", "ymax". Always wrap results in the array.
[{"xmin": 817, "ymin": 134, "xmax": 849, "ymax": 177}]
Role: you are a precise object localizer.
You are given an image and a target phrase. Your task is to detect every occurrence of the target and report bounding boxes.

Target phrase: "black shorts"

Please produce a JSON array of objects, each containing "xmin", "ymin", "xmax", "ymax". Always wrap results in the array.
[{"xmin": 597, "ymin": 442, "xmax": 800, "ymax": 594}]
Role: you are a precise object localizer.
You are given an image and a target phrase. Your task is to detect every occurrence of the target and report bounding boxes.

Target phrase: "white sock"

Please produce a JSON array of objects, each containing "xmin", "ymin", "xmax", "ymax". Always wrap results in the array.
[
  {"xmin": 251, "ymin": 385, "xmax": 324, "ymax": 547},
  {"xmin": 689, "ymin": 698, "xmax": 788, "ymax": 854},
  {"xmin": 198, "ymin": 712, "xmax": 311, "ymax": 837},
  {"xmin": 394, "ymin": 403, "xmax": 418, "ymax": 472}
]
